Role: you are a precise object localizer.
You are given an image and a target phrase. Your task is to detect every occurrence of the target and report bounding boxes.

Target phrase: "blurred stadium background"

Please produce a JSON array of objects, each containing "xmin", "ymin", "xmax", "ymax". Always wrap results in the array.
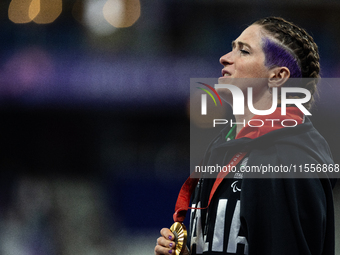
[{"xmin": 0, "ymin": 0, "xmax": 340, "ymax": 254}]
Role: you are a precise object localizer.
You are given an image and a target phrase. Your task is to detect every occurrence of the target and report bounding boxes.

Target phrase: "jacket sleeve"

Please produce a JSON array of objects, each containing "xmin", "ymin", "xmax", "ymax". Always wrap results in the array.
[{"xmin": 239, "ymin": 142, "xmax": 335, "ymax": 255}]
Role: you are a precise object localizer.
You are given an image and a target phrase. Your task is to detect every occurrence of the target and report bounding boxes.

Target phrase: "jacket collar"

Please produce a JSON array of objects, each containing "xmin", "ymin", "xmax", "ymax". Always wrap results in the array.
[{"xmin": 236, "ymin": 107, "xmax": 304, "ymax": 140}]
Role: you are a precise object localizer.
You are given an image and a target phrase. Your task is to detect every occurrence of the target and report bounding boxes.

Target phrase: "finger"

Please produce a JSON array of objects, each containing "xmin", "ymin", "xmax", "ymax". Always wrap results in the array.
[
  {"xmin": 160, "ymin": 228, "xmax": 174, "ymax": 241},
  {"xmin": 157, "ymin": 236, "xmax": 176, "ymax": 249},
  {"xmin": 154, "ymin": 244, "xmax": 175, "ymax": 255}
]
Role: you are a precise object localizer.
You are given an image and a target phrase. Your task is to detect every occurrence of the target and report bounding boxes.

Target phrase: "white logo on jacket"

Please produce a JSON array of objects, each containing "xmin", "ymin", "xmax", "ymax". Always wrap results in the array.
[{"xmin": 231, "ymin": 181, "xmax": 241, "ymax": 193}]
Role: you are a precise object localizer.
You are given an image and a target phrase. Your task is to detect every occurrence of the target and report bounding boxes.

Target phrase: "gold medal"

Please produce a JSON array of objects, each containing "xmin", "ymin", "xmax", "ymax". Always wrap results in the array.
[{"xmin": 170, "ymin": 222, "xmax": 187, "ymax": 255}]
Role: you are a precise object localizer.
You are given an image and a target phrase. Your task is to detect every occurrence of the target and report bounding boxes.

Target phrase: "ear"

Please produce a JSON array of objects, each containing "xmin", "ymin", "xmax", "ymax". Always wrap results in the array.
[{"xmin": 268, "ymin": 66, "xmax": 290, "ymax": 88}]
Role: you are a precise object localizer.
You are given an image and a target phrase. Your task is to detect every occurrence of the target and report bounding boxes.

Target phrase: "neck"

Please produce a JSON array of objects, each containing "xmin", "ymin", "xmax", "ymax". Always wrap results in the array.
[
  {"xmin": 234, "ymin": 108, "xmax": 255, "ymax": 135},
  {"xmin": 233, "ymin": 91, "xmax": 274, "ymax": 134}
]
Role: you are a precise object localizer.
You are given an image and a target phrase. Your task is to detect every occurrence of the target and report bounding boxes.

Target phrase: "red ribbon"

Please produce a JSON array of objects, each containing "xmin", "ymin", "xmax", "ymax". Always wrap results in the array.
[{"xmin": 173, "ymin": 152, "xmax": 247, "ymax": 223}]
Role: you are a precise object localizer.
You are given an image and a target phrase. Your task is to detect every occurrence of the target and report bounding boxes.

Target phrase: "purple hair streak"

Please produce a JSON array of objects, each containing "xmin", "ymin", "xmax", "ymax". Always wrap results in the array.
[{"xmin": 262, "ymin": 37, "xmax": 302, "ymax": 78}]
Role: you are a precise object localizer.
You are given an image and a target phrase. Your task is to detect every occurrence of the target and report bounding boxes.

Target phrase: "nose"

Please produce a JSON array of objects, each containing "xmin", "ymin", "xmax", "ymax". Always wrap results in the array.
[{"xmin": 219, "ymin": 51, "xmax": 233, "ymax": 66}]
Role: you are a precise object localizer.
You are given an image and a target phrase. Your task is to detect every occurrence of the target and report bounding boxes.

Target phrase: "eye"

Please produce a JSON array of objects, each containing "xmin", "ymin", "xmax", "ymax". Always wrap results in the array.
[{"xmin": 240, "ymin": 49, "xmax": 250, "ymax": 55}]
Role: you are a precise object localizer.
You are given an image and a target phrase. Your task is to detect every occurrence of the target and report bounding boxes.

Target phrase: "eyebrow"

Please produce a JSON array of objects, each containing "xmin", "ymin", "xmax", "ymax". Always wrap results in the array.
[{"xmin": 232, "ymin": 40, "xmax": 252, "ymax": 49}]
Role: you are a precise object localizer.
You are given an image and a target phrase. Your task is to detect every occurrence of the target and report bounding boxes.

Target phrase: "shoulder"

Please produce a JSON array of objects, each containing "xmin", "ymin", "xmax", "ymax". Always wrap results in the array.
[
  {"xmin": 249, "ymin": 118, "xmax": 333, "ymax": 164},
  {"xmin": 243, "ymin": 119, "xmax": 335, "ymax": 180}
]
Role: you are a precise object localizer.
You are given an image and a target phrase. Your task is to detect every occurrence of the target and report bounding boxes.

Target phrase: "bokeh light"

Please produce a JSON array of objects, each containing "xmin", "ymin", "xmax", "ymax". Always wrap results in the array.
[
  {"xmin": 83, "ymin": 0, "xmax": 141, "ymax": 36},
  {"xmin": 8, "ymin": 0, "xmax": 33, "ymax": 23},
  {"xmin": 8, "ymin": 0, "xmax": 62, "ymax": 24},
  {"xmin": 84, "ymin": 0, "xmax": 117, "ymax": 36},
  {"xmin": 32, "ymin": 0, "xmax": 62, "ymax": 24},
  {"xmin": 103, "ymin": 0, "xmax": 141, "ymax": 28},
  {"xmin": 29, "ymin": 0, "xmax": 40, "ymax": 21}
]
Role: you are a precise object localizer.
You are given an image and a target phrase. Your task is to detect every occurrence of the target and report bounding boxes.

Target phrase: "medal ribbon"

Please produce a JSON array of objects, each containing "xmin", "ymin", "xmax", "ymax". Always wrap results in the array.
[{"xmin": 173, "ymin": 151, "xmax": 247, "ymax": 223}]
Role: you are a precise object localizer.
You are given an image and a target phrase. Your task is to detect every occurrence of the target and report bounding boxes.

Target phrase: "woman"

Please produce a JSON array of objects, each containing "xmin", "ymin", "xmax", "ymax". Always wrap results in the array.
[{"xmin": 155, "ymin": 17, "xmax": 336, "ymax": 255}]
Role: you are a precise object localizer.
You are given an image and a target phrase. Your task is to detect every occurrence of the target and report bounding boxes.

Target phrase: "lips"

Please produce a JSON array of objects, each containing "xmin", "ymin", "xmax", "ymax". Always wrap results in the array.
[{"xmin": 222, "ymin": 69, "xmax": 232, "ymax": 77}]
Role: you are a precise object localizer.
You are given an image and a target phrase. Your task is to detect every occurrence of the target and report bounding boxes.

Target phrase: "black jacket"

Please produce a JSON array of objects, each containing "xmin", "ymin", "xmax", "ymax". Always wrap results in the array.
[{"xmin": 189, "ymin": 117, "xmax": 336, "ymax": 255}]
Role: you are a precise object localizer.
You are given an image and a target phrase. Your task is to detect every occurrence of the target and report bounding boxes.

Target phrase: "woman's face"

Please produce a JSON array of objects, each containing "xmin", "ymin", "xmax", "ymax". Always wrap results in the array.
[
  {"xmin": 219, "ymin": 24, "xmax": 270, "ymax": 80},
  {"xmin": 218, "ymin": 24, "xmax": 275, "ymax": 107}
]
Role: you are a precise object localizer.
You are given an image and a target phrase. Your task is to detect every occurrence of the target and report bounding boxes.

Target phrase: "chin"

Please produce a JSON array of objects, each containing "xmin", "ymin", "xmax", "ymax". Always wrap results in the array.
[{"xmin": 218, "ymin": 76, "xmax": 233, "ymax": 84}]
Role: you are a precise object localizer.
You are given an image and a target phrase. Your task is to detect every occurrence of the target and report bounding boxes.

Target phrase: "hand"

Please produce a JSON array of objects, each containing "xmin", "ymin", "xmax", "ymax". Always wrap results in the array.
[{"xmin": 154, "ymin": 228, "xmax": 176, "ymax": 255}]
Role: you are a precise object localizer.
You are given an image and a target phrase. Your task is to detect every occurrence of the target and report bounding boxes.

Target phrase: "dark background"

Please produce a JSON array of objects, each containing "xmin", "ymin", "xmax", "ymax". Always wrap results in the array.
[{"xmin": 0, "ymin": 0, "xmax": 339, "ymax": 254}]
